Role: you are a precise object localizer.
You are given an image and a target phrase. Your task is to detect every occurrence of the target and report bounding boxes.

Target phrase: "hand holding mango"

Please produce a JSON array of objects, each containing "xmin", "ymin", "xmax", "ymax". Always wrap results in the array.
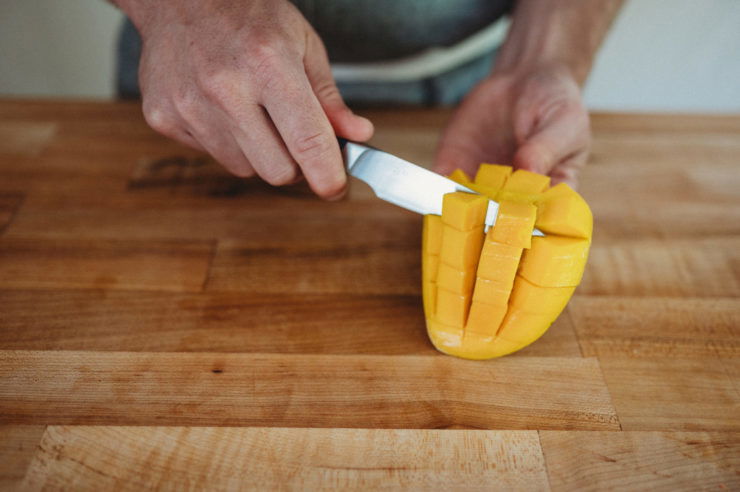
[{"xmin": 422, "ymin": 164, "xmax": 592, "ymax": 359}]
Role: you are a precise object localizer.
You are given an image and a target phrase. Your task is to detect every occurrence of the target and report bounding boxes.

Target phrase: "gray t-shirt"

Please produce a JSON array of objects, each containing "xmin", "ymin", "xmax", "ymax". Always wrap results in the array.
[
  {"xmin": 117, "ymin": 0, "xmax": 514, "ymax": 103},
  {"xmin": 292, "ymin": 0, "xmax": 513, "ymax": 62}
]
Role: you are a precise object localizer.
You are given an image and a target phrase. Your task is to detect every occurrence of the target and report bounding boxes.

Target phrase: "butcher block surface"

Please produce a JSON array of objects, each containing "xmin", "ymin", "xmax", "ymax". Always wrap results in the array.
[{"xmin": 0, "ymin": 100, "xmax": 738, "ymax": 490}]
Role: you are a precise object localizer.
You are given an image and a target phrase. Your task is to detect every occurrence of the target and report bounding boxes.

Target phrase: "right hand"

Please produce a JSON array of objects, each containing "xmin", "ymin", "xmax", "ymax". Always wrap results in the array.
[{"xmin": 122, "ymin": 0, "xmax": 374, "ymax": 199}]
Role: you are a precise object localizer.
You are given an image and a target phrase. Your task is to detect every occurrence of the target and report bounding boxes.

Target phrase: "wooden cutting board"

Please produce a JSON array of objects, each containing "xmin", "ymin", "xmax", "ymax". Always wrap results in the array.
[{"xmin": 0, "ymin": 100, "xmax": 738, "ymax": 490}]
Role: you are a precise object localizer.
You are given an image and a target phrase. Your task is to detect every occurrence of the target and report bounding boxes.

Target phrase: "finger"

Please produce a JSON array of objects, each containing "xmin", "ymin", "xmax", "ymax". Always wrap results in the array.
[
  {"xmin": 141, "ymin": 99, "xmax": 206, "ymax": 152},
  {"xmin": 228, "ymin": 104, "xmax": 301, "ymax": 186},
  {"xmin": 434, "ymin": 122, "xmax": 514, "ymax": 177},
  {"xmin": 513, "ymin": 105, "xmax": 590, "ymax": 176},
  {"xmin": 180, "ymin": 106, "xmax": 256, "ymax": 178},
  {"xmin": 260, "ymin": 59, "xmax": 347, "ymax": 199},
  {"xmin": 434, "ymin": 140, "xmax": 479, "ymax": 177},
  {"xmin": 177, "ymin": 129, "xmax": 207, "ymax": 152},
  {"xmin": 303, "ymin": 30, "xmax": 374, "ymax": 142},
  {"xmin": 549, "ymin": 148, "xmax": 589, "ymax": 189}
]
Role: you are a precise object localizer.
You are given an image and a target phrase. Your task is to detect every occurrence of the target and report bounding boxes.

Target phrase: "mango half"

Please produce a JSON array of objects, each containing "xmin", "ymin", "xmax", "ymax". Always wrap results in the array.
[{"xmin": 422, "ymin": 165, "xmax": 592, "ymax": 359}]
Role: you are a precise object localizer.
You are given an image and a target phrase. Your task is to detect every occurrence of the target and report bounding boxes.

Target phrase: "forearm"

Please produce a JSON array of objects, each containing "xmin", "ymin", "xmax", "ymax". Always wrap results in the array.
[
  {"xmin": 109, "ymin": 0, "xmax": 180, "ymax": 34},
  {"xmin": 494, "ymin": 0, "xmax": 623, "ymax": 85}
]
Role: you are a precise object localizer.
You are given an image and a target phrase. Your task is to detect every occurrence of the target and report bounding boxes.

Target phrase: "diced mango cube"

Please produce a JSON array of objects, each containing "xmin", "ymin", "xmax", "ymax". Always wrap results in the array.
[
  {"xmin": 477, "ymin": 239, "xmax": 523, "ymax": 281},
  {"xmin": 496, "ymin": 309, "xmax": 554, "ymax": 347},
  {"xmin": 437, "ymin": 262, "xmax": 476, "ymax": 296},
  {"xmin": 508, "ymin": 275, "xmax": 575, "ymax": 317},
  {"xmin": 519, "ymin": 236, "xmax": 590, "ymax": 287},
  {"xmin": 474, "ymin": 164, "xmax": 512, "ymax": 189},
  {"xmin": 421, "ymin": 253, "xmax": 439, "ymax": 317},
  {"xmin": 422, "ymin": 253, "xmax": 439, "ymax": 284},
  {"xmin": 460, "ymin": 332, "xmax": 523, "ymax": 359},
  {"xmin": 436, "ymin": 287, "xmax": 471, "ymax": 326},
  {"xmin": 490, "ymin": 200, "xmax": 537, "ymax": 248},
  {"xmin": 441, "ymin": 192, "xmax": 489, "ymax": 231},
  {"xmin": 496, "ymin": 189, "xmax": 541, "ymax": 205},
  {"xmin": 439, "ymin": 226, "xmax": 485, "ymax": 271},
  {"xmin": 502, "ymin": 169, "xmax": 550, "ymax": 194},
  {"xmin": 422, "ymin": 278, "xmax": 436, "ymax": 318},
  {"xmin": 465, "ymin": 301, "xmax": 507, "ymax": 337},
  {"xmin": 422, "ymin": 166, "xmax": 591, "ymax": 360},
  {"xmin": 535, "ymin": 183, "xmax": 593, "ymax": 240},
  {"xmin": 448, "ymin": 169, "xmax": 471, "ymax": 185},
  {"xmin": 472, "ymin": 277, "xmax": 512, "ymax": 306},
  {"xmin": 427, "ymin": 318, "xmax": 465, "ymax": 351},
  {"xmin": 422, "ymin": 215, "xmax": 444, "ymax": 256},
  {"xmin": 465, "ymin": 182, "xmax": 500, "ymax": 200}
]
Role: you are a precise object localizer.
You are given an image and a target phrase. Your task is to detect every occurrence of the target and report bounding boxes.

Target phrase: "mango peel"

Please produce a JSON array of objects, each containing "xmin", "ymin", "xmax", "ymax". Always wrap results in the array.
[{"xmin": 422, "ymin": 165, "xmax": 592, "ymax": 359}]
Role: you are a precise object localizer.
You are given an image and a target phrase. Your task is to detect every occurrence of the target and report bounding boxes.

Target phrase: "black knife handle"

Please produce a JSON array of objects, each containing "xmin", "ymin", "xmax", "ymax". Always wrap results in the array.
[{"xmin": 337, "ymin": 137, "xmax": 348, "ymax": 150}]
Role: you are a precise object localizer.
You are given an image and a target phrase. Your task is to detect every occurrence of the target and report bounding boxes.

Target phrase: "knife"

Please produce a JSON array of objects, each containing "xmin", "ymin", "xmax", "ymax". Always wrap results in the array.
[{"xmin": 339, "ymin": 138, "xmax": 544, "ymax": 235}]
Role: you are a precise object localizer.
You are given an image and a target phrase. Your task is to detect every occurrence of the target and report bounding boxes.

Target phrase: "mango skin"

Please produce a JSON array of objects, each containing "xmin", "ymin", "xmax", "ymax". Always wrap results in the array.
[{"xmin": 422, "ymin": 167, "xmax": 592, "ymax": 359}]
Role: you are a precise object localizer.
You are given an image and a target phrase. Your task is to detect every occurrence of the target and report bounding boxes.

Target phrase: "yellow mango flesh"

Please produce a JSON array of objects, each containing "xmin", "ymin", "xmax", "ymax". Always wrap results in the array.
[
  {"xmin": 489, "ymin": 201, "xmax": 537, "ymax": 249},
  {"xmin": 422, "ymin": 167, "xmax": 592, "ymax": 359},
  {"xmin": 475, "ymin": 164, "xmax": 512, "ymax": 189},
  {"xmin": 535, "ymin": 183, "xmax": 593, "ymax": 239},
  {"xmin": 448, "ymin": 169, "xmax": 472, "ymax": 185}
]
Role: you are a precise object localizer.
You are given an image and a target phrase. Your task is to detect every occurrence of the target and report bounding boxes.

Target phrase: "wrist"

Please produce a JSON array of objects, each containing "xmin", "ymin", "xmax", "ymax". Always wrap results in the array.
[
  {"xmin": 493, "ymin": 0, "xmax": 622, "ymax": 87},
  {"xmin": 111, "ymin": 0, "xmax": 172, "ymax": 37},
  {"xmin": 491, "ymin": 60, "xmax": 587, "ymax": 90},
  {"xmin": 493, "ymin": 23, "xmax": 592, "ymax": 86}
]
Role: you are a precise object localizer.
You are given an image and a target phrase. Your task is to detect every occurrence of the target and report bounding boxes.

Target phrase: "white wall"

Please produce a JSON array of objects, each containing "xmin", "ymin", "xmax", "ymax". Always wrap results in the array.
[
  {"xmin": 584, "ymin": 0, "xmax": 740, "ymax": 112},
  {"xmin": 0, "ymin": 0, "xmax": 739, "ymax": 112},
  {"xmin": 0, "ymin": 0, "xmax": 123, "ymax": 99}
]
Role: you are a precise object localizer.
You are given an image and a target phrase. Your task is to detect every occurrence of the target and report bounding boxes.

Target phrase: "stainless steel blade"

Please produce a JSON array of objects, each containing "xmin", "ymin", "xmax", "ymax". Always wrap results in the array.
[{"xmin": 342, "ymin": 141, "xmax": 543, "ymax": 235}]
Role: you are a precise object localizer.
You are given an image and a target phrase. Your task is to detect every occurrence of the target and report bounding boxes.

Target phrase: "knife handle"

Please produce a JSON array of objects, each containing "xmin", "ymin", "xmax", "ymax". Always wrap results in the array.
[{"xmin": 337, "ymin": 137, "xmax": 348, "ymax": 150}]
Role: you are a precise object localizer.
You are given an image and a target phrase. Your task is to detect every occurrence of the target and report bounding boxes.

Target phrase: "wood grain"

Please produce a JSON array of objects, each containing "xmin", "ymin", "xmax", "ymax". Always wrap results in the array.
[
  {"xmin": 0, "ymin": 425, "xmax": 45, "ymax": 490},
  {"xmin": 0, "ymin": 351, "xmax": 619, "ymax": 430},
  {"xmin": 570, "ymin": 296, "xmax": 740, "ymax": 358},
  {"xmin": 206, "ymin": 237, "xmax": 421, "ymax": 295},
  {"xmin": 580, "ymin": 236, "xmax": 740, "ymax": 298},
  {"xmin": 598, "ymin": 358, "xmax": 740, "ymax": 431},
  {"xmin": 1, "ymin": 101, "xmax": 739, "ymax": 488},
  {"xmin": 540, "ymin": 431, "xmax": 740, "ymax": 491},
  {"xmin": 0, "ymin": 193, "xmax": 23, "ymax": 234},
  {"xmin": 4, "ymin": 187, "xmax": 416, "ymax": 241},
  {"xmin": 0, "ymin": 290, "xmax": 431, "ymax": 354},
  {"xmin": 0, "ymin": 290, "xmax": 580, "ymax": 356},
  {"xmin": 512, "ymin": 309, "xmax": 583, "ymax": 357},
  {"xmin": 23, "ymin": 426, "xmax": 549, "ymax": 491},
  {"xmin": 0, "ymin": 121, "xmax": 56, "ymax": 157},
  {"xmin": 0, "ymin": 238, "xmax": 214, "ymax": 292}
]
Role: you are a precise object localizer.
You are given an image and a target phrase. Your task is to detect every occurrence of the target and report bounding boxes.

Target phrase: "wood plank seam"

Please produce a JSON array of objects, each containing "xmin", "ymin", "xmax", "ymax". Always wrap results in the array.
[
  {"xmin": 595, "ymin": 357, "xmax": 624, "ymax": 431},
  {"xmin": 0, "ymin": 193, "xmax": 25, "ymax": 236},
  {"xmin": 200, "ymin": 238, "xmax": 219, "ymax": 292},
  {"xmin": 565, "ymin": 306, "xmax": 586, "ymax": 359},
  {"xmin": 536, "ymin": 430, "xmax": 555, "ymax": 492}
]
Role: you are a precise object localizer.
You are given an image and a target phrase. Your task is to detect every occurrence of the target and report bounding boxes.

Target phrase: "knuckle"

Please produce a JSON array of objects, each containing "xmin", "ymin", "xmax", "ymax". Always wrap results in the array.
[
  {"xmin": 172, "ymin": 88, "xmax": 200, "ymax": 121},
  {"xmin": 293, "ymin": 131, "xmax": 334, "ymax": 164},
  {"xmin": 198, "ymin": 69, "xmax": 237, "ymax": 101},
  {"xmin": 142, "ymin": 102, "xmax": 176, "ymax": 135},
  {"xmin": 245, "ymin": 33, "xmax": 299, "ymax": 95},
  {"xmin": 313, "ymin": 81, "xmax": 342, "ymax": 103},
  {"xmin": 261, "ymin": 164, "xmax": 298, "ymax": 186}
]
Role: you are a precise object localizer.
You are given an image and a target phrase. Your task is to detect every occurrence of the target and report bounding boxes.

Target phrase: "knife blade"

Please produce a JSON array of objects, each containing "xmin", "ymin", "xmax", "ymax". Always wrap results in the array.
[{"xmin": 340, "ymin": 139, "xmax": 544, "ymax": 235}]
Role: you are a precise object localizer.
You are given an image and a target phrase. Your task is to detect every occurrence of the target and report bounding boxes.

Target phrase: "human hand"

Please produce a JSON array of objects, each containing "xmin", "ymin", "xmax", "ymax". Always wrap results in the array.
[
  {"xmin": 434, "ymin": 64, "xmax": 590, "ymax": 189},
  {"xmin": 120, "ymin": 0, "xmax": 373, "ymax": 199}
]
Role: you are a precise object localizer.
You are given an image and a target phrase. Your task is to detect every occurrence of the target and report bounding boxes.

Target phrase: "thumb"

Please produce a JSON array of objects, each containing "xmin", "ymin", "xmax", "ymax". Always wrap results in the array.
[
  {"xmin": 304, "ymin": 31, "xmax": 374, "ymax": 142},
  {"xmin": 513, "ymin": 105, "xmax": 590, "ymax": 176}
]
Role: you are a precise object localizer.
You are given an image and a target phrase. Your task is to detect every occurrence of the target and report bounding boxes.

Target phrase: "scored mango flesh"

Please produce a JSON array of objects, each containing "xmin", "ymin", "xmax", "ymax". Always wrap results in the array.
[{"xmin": 423, "ymin": 165, "xmax": 592, "ymax": 359}]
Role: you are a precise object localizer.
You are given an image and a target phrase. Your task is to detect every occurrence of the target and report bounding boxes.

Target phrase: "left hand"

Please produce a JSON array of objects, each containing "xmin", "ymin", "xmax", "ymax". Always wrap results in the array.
[{"xmin": 434, "ymin": 63, "xmax": 590, "ymax": 189}]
